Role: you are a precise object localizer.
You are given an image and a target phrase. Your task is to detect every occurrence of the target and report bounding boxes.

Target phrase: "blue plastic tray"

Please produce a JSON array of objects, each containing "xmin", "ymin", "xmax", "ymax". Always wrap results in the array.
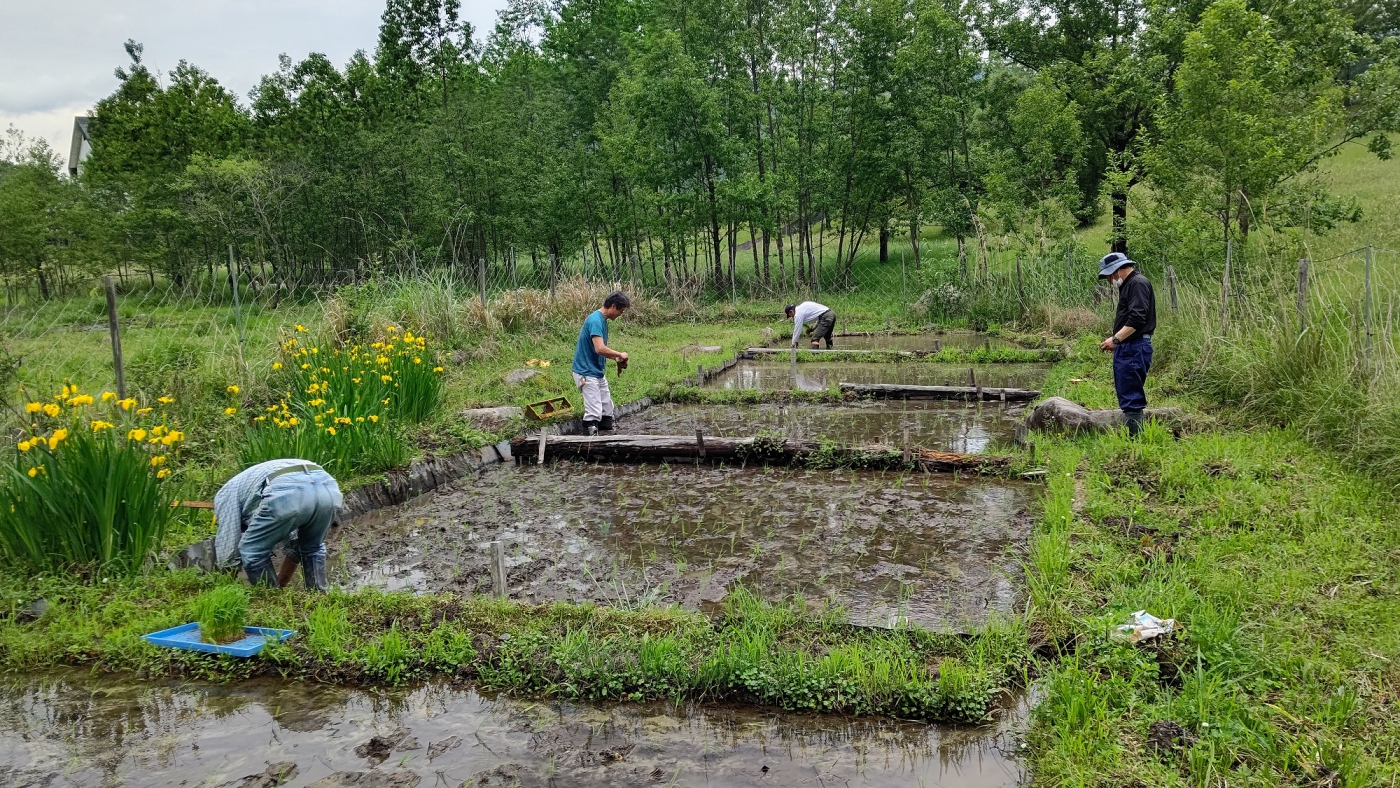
[{"xmin": 143, "ymin": 622, "xmax": 296, "ymax": 657}]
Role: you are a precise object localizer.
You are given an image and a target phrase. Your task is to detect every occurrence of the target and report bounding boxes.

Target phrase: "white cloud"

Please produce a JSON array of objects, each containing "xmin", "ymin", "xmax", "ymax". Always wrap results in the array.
[{"xmin": 0, "ymin": 0, "xmax": 508, "ymax": 152}]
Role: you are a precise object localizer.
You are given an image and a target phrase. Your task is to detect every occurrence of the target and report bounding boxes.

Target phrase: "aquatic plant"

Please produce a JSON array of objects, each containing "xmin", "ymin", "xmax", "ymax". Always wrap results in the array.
[
  {"xmin": 0, "ymin": 385, "xmax": 185, "ymax": 575},
  {"xmin": 193, "ymin": 585, "xmax": 251, "ymax": 644}
]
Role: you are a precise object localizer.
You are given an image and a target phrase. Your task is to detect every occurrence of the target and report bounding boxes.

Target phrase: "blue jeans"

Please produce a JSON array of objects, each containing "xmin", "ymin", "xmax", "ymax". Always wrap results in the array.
[
  {"xmin": 240, "ymin": 469, "xmax": 342, "ymax": 590},
  {"xmin": 1113, "ymin": 336, "xmax": 1153, "ymax": 413}
]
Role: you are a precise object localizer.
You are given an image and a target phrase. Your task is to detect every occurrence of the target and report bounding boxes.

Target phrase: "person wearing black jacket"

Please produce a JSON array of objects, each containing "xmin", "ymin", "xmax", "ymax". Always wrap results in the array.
[{"xmin": 1098, "ymin": 252, "xmax": 1157, "ymax": 437}]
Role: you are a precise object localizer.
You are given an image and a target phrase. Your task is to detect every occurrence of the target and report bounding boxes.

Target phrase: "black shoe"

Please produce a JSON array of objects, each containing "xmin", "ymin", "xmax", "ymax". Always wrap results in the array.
[
  {"xmin": 1124, "ymin": 411, "xmax": 1144, "ymax": 438},
  {"xmin": 583, "ymin": 420, "xmax": 599, "ymax": 436},
  {"xmin": 599, "ymin": 415, "xmax": 615, "ymax": 431}
]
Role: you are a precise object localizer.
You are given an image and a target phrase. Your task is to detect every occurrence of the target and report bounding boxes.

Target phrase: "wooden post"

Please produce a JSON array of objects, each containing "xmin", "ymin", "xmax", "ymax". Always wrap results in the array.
[
  {"xmin": 1364, "ymin": 245, "xmax": 1373, "ymax": 361},
  {"xmin": 934, "ymin": 339, "xmax": 941, "ymax": 352},
  {"xmin": 967, "ymin": 368, "xmax": 976, "ymax": 387},
  {"xmin": 901, "ymin": 428, "xmax": 910, "ymax": 464},
  {"xmin": 489, "ymin": 541, "xmax": 507, "ymax": 598},
  {"xmin": 695, "ymin": 429, "xmax": 706, "ymax": 461},
  {"xmin": 228, "ymin": 245, "xmax": 247, "ymax": 372},
  {"xmin": 103, "ymin": 275, "xmax": 127, "ymax": 399},
  {"xmin": 1167, "ymin": 266, "xmax": 1179, "ymax": 312},
  {"xmin": 537, "ymin": 431, "xmax": 547, "ymax": 465},
  {"xmin": 1296, "ymin": 258, "xmax": 1309, "ymax": 332},
  {"xmin": 1221, "ymin": 239, "xmax": 1232, "ymax": 331},
  {"xmin": 697, "ymin": 364, "xmax": 704, "ymax": 386}
]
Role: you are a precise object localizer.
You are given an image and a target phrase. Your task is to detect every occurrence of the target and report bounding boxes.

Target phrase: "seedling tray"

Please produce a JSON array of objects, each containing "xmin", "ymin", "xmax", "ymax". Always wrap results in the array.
[{"xmin": 143, "ymin": 622, "xmax": 296, "ymax": 658}]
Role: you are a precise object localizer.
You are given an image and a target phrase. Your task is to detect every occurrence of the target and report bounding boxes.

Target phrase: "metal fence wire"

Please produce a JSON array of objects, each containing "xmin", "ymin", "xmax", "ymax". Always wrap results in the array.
[{"xmin": 1, "ymin": 234, "xmax": 1395, "ymax": 411}]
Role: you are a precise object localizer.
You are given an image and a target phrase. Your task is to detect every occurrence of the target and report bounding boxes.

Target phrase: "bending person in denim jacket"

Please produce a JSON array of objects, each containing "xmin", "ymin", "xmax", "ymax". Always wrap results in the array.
[{"xmin": 213, "ymin": 459, "xmax": 343, "ymax": 590}]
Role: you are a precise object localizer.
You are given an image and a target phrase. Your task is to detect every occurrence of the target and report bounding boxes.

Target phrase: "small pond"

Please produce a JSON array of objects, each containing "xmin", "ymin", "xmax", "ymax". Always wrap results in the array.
[
  {"xmin": 0, "ymin": 671, "xmax": 1028, "ymax": 787},
  {"xmin": 336, "ymin": 463, "xmax": 1033, "ymax": 632},
  {"xmin": 618, "ymin": 400, "xmax": 1021, "ymax": 453}
]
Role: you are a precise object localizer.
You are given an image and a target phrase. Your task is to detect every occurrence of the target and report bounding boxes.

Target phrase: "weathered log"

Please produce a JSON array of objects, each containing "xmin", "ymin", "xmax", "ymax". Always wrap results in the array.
[
  {"xmin": 1022, "ymin": 396, "xmax": 1188, "ymax": 435},
  {"xmin": 841, "ymin": 383, "xmax": 1041, "ymax": 402},
  {"xmin": 510, "ymin": 433, "xmax": 1006, "ymax": 471}
]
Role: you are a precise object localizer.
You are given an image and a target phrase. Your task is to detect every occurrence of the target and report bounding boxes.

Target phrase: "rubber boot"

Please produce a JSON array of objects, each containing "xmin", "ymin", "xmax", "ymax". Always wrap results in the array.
[
  {"xmin": 302, "ymin": 550, "xmax": 329, "ymax": 593},
  {"xmin": 583, "ymin": 420, "xmax": 599, "ymax": 436},
  {"xmin": 599, "ymin": 415, "xmax": 615, "ymax": 431},
  {"xmin": 1124, "ymin": 410, "xmax": 1144, "ymax": 438},
  {"xmin": 810, "ymin": 340, "xmax": 821, "ymax": 350},
  {"xmin": 242, "ymin": 557, "xmax": 280, "ymax": 588}
]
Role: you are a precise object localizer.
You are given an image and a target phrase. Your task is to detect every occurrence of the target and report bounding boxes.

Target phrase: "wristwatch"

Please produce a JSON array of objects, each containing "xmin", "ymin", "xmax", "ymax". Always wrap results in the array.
[{"xmin": 1108, "ymin": 336, "xmax": 1119, "ymax": 347}]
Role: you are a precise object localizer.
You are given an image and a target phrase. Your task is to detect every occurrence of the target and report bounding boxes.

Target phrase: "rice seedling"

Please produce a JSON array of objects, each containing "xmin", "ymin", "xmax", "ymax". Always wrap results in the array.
[{"xmin": 192, "ymin": 584, "xmax": 251, "ymax": 644}]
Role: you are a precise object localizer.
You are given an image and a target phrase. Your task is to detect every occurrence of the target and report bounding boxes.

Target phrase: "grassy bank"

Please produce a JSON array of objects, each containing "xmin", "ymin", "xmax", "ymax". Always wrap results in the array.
[
  {"xmin": 1024, "ymin": 340, "xmax": 1400, "ymax": 784},
  {"xmin": 0, "ymin": 569, "xmax": 1027, "ymax": 724}
]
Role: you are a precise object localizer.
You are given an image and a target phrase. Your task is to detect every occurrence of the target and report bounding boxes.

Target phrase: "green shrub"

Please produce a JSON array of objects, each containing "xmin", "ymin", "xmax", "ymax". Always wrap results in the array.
[
  {"xmin": 0, "ymin": 387, "xmax": 185, "ymax": 575},
  {"xmin": 192, "ymin": 584, "xmax": 250, "ymax": 644}
]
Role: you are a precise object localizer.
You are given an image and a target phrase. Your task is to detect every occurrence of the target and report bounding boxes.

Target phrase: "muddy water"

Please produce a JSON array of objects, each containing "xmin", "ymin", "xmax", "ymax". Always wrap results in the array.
[
  {"xmin": 0, "ymin": 671, "xmax": 1028, "ymax": 787},
  {"xmin": 619, "ymin": 401, "xmax": 1022, "ymax": 453},
  {"xmin": 336, "ymin": 463, "xmax": 1032, "ymax": 631},
  {"xmin": 834, "ymin": 332, "xmax": 1015, "ymax": 352},
  {"xmin": 706, "ymin": 361, "xmax": 1051, "ymax": 391}
]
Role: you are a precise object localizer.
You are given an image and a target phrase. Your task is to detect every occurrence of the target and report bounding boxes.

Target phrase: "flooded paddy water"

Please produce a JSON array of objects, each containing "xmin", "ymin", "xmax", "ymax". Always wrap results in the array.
[
  {"xmin": 706, "ymin": 361, "xmax": 1050, "ymax": 391},
  {"xmin": 619, "ymin": 400, "xmax": 1021, "ymax": 453},
  {"xmin": 0, "ymin": 671, "xmax": 1028, "ymax": 787},
  {"xmin": 336, "ymin": 462, "xmax": 1033, "ymax": 631}
]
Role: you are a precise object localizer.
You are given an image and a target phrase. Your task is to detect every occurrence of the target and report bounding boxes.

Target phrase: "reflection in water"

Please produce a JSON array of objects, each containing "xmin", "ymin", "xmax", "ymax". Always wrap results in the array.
[
  {"xmin": 708, "ymin": 361, "xmax": 1051, "ymax": 391},
  {"xmin": 619, "ymin": 400, "xmax": 1023, "ymax": 454},
  {"xmin": 0, "ymin": 672, "xmax": 1028, "ymax": 787},
  {"xmin": 336, "ymin": 464, "xmax": 1032, "ymax": 631}
]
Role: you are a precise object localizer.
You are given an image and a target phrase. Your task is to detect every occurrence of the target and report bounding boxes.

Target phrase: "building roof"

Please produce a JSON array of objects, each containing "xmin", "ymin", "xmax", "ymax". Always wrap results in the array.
[{"xmin": 68, "ymin": 116, "xmax": 91, "ymax": 177}]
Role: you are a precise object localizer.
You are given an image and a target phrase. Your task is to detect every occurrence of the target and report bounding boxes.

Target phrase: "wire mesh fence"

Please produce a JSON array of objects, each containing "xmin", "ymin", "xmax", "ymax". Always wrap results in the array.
[{"xmin": 2, "ymin": 230, "xmax": 1396, "ymax": 417}]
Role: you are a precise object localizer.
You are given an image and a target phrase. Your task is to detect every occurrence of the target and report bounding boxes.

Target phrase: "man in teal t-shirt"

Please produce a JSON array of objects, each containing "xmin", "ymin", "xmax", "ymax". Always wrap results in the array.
[{"xmin": 572, "ymin": 291, "xmax": 631, "ymax": 433}]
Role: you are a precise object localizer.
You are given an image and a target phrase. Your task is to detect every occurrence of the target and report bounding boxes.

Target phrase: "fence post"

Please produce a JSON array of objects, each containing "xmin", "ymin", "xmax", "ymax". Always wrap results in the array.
[
  {"xmin": 228, "ymin": 244, "xmax": 247, "ymax": 372},
  {"xmin": 478, "ymin": 257, "xmax": 487, "ymax": 310},
  {"xmin": 1364, "ymin": 244, "xmax": 1373, "ymax": 362},
  {"xmin": 510, "ymin": 247, "xmax": 517, "ymax": 290},
  {"xmin": 1221, "ymin": 239, "xmax": 1232, "ymax": 331},
  {"xmin": 489, "ymin": 540, "xmax": 507, "ymax": 598},
  {"xmin": 549, "ymin": 253, "xmax": 557, "ymax": 300},
  {"xmin": 1296, "ymin": 258, "xmax": 1309, "ymax": 332},
  {"xmin": 103, "ymin": 275, "xmax": 127, "ymax": 398},
  {"xmin": 1167, "ymin": 266, "xmax": 1179, "ymax": 312}
]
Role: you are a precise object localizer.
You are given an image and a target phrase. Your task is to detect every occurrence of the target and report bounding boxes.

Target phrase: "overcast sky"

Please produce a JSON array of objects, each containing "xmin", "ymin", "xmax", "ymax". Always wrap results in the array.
[{"xmin": 0, "ymin": 0, "xmax": 510, "ymax": 156}]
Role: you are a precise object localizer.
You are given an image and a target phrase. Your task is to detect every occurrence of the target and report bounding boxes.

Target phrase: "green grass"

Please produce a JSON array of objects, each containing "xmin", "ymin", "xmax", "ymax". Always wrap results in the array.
[{"xmin": 1023, "ymin": 343, "xmax": 1400, "ymax": 784}]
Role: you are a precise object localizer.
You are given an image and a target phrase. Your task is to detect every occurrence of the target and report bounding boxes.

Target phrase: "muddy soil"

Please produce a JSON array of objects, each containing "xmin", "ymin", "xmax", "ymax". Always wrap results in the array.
[
  {"xmin": 334, "ymin": 463, "xmax": 1032, "ymax": 631},
  {"xmin": 618, "ymin": 400, "xmax": 1023, "ymax": 453},
  {"xmin": 834, "ymin": 332, "xmax": 1015, "ymax": 352},
  {"xmin": 0, "ymin": 671, "xmax": 1027, "ymax": 787},
  {"xmin": 706, "ymin": 361, "xmax": 1051, "ymax": 391}
]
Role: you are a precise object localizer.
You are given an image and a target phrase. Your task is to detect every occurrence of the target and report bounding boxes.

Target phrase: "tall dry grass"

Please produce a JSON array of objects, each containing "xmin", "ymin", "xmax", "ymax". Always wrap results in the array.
[{"xmin": 1157, "ymin": 279, "xmax": 1400, "ymax": 485}]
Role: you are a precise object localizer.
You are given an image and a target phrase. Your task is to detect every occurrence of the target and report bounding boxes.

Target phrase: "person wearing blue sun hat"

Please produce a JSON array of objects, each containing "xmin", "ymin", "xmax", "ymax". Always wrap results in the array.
[{"xmin": 1098, "ymin": 252, "xmax": 1156, "ymax": 437}]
